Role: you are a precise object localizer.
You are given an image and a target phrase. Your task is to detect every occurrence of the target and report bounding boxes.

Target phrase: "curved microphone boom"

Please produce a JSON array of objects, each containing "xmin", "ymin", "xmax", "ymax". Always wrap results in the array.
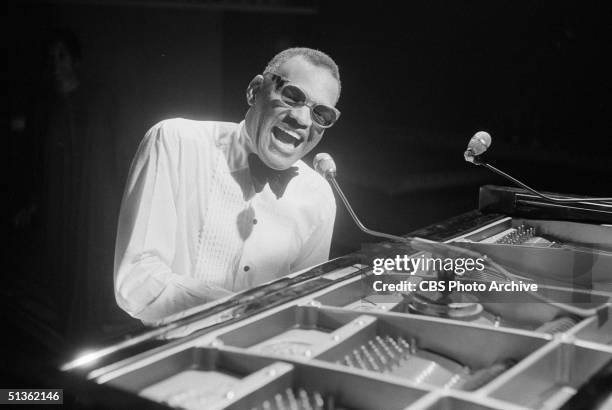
[{"xmin": 464, "ymin": 132, "xmax": 612, "ymax": 203}]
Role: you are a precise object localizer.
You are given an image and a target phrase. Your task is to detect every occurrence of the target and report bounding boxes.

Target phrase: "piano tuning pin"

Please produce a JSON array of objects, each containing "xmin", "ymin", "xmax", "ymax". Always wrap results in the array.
[
  {"xmin": 385, "ymin": 335, "xmax": 402, "ymax": 355},
  {"xmin": 410, "ymin": 337, "xmax": 418, "ymax": 354},
  {"xmin": 375, "ymin": 335, "xmax": 395, "ymax": 359},
  {"xmin": 286, "ymin": 388, "xmax": 298, "ymax": 410},
  {"xmin": 353, "ymin": 349, "xmax": 367, "ymax": 369},
  {"xmin": 275, "ymin": 393, "xmax": 285, "ymax": 410},
  {"xmin": 362, "ymin": 345, "xmax": 380, "ymax": 371},
  {"xmin": 262, "ymin": 399, "xmax": 273, "ymax": 410},
  {"xmin": 299, "ymin": 389, "xmax": 313, "ymax": 410},
  {"xmin": 368, "ymin": 358, "xmax": 381, "ymax": 372},
  {"xmin": 313, "ymin": 392, "xmax": 325, "ymax": 410},
  {"xmin": 339, "ymin": 334, "xmax": 424, "ymax": 374},
  {"xmin": 399, "ymin": 336, "xmax": 416, "ymax": 354},
  {"xmin": 344, "ymin": 354, "xmax": 355, "ymax": 367},
  {"xmin": 369, "ymin": 340, "xmax": 387, "ymax": 365}
]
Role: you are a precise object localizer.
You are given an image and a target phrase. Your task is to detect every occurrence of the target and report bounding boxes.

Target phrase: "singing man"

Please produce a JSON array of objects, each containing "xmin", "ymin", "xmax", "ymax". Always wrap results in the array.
[{"xmin": 114, "ymin": 47, "xmax": 341, "ymax": 323}]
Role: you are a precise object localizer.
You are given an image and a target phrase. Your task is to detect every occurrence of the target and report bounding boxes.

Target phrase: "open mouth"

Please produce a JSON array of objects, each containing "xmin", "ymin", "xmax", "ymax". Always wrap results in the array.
[{"xmin": 272, "ymin": 126, "xmax": 304, "ymax": 148}]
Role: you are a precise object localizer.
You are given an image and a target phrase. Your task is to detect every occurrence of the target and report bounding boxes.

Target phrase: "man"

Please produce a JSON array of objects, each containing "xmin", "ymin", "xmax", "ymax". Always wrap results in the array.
[
  {"xmin": 18, "ymin": 28, "xmax": 124, "ymax": 344},
  {"xmin": 114, "ymin": 48, "xmax": 341, "ymax": 323}
]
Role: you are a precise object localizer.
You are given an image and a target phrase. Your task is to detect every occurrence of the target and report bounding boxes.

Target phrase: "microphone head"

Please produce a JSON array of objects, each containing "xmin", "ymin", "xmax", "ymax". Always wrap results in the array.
[
  {"xmin": 313, "ymin": 153, "xmax": 337, "ymax": 178},
  {"xmin": 467, "ymin": 131, "xmax": 492, "ymax": 156}
]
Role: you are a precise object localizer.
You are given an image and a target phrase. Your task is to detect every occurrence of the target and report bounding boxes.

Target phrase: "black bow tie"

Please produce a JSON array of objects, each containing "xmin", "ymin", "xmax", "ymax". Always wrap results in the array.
[{"xmin": 248, "ymin": 154, "xmax": 298, "ymax": 199}]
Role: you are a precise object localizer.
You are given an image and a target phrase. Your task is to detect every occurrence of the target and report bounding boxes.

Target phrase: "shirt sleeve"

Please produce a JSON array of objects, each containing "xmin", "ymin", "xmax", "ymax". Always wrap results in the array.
[
  {"xmin": 114, "ymin": 121, "xmax": 233, "ymax": 324},
  {"xmin": 290, "ymin": 185, "xmax": 336, "ymax": 272}
]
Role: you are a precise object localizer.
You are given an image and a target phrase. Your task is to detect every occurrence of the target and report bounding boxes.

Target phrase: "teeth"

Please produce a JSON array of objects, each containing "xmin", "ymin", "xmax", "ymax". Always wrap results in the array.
[{"xmin": 276, "ymin": 127, "xmax": 303, "ymax": 143}]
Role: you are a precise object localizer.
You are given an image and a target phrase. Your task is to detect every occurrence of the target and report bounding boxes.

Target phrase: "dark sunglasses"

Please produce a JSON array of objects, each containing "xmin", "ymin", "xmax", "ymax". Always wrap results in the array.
[{"xmin": 266, "ymin": 73, "xmax": 340, "ymax": 128}]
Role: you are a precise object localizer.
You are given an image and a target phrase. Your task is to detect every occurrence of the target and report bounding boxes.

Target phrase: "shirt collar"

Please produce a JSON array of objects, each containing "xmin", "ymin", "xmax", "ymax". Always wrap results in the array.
[{"xmin": 225, "ymin": 120, "xmax": 254, "ymax": 173}]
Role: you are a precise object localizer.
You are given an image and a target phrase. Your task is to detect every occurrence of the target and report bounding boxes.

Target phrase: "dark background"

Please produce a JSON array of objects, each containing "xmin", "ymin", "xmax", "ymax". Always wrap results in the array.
[{"xmin": 3, "ymin": 0, "xmax": 611, "ymax": 391}]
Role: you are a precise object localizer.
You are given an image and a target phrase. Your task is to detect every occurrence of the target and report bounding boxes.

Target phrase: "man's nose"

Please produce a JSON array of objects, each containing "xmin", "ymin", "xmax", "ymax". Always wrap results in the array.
[{"xmin": 287, "ymin": 105, "xmax": 311, "ymax": 128}]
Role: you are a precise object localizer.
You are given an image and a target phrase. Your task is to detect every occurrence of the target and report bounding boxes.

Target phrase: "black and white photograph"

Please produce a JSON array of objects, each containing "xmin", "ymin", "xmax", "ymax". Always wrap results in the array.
[{"xmin": 3, "ymin": 0, "xmax": 611, "ymax": 409}]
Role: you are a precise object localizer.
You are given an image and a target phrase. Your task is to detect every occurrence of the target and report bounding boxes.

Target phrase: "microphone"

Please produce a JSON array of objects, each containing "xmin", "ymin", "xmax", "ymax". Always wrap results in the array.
[
  {"xmin": 464, "ymin": 131, "xmax": 492, "ymax": 163},
  {"xmin": 464, "ymin": 131, "xmax": 612, "ymax": 203},
  {"xmin": 313, "ymin": 153, "xmax": 336, "ymax": 178}
]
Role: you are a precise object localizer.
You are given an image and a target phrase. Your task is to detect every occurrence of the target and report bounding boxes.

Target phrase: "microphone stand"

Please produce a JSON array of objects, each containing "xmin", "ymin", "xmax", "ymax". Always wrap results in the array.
[{"xmin": 328, "ymin": 177, "xmax": 406, "ymax": 243}]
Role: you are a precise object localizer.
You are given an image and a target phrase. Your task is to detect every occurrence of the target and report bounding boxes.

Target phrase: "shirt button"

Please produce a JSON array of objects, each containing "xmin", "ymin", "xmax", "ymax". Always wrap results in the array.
[
  {"xmin": 253, "ymin": 218, "xmax": 258, "ymax": 224},
  {"xmin": 243, "ymin": 266, "xmax": 250, "ymax": 272}
]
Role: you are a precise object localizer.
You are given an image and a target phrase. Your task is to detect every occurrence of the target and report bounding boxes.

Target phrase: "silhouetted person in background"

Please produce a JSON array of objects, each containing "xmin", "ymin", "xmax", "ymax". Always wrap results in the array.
[{"xmin": 19, "ymin": 28, "xmax": 135, "ymax": 349}]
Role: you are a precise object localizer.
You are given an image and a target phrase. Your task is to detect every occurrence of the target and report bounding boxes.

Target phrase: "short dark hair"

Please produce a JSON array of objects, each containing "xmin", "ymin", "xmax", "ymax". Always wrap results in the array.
[{"xmin": 264, "ymin": 47, "xmax": 341, "ymax": 97}]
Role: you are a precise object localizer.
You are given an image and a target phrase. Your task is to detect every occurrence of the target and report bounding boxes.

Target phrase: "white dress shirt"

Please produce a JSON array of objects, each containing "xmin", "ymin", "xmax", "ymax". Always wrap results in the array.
[{"xmin": 114, "ymin": 119, "xmax": 336, "ymax": 323}]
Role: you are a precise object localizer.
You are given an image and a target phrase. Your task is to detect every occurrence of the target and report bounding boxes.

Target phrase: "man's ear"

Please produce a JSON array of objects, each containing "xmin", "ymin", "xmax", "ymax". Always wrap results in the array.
[{"xmin": 246, "ymin": 74, "xmax": 264, "ymax": 106}]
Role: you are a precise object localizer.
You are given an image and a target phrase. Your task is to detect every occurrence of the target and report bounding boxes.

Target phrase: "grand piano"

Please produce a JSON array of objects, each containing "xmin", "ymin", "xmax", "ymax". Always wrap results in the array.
[{"xmin": 60, "ymin": 185, "xmax": 612, "ymax": 410}]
